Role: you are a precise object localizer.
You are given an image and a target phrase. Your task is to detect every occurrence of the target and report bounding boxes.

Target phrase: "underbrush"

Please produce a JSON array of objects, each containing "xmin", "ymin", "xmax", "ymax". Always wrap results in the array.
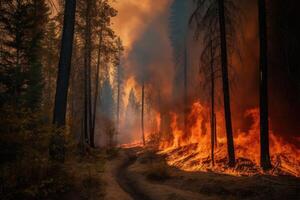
[{"xmin": 0, "ymin": 107, "xmax": 106, "ymax": 199}]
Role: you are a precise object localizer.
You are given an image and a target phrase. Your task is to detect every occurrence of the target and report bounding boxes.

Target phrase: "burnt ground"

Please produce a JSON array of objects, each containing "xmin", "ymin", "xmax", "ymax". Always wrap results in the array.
[{"xmin": 103, "ymin": 147, "xmax": 300, "ymax": 200}]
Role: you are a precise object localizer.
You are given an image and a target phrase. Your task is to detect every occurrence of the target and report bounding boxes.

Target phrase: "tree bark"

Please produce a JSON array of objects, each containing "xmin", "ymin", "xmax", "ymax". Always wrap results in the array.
[
  {"xmin": 53, "ymin": 0, "xmax": 76, "ymax": 127},
  {"xmin": 51, "ymin": 0, "xmax": 76, "ymax": 162},
  {"xmin": 217, "ymin": 0, "xmax": 235, "ymax": 167},
  {"xmin": 258, "ymin": 0, "xmax": 272, "ymax": 170}
]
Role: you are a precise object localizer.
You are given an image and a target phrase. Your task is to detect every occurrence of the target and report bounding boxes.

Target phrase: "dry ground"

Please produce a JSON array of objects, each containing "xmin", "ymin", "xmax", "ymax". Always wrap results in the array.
[{"xmin": 103, "ymin": 148, "xmax": 300, "ymax": 200}]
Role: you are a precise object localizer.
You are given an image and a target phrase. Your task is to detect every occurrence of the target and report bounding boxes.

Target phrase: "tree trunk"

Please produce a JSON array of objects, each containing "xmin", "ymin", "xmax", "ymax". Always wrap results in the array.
[
  {"xmin": 70, "ymin": 37, "xmax": 78, "ymax": 137},
  {"xmin": 53, "ymin": 0, "xmax": 76, "ymax": 127},
  {"xmin": 141, "ymin": 82, "xmax": 145, "ymax": 146},
  {"xmin": 217, "ymin": 0, "xmax": 235, "ymax": 167},
  {"xmin": 210, "ymin": 39, "xmax": 215, "ymax": 166},
  {"xmin": 83, "ymin": 0, "xmax": 94, "ymax": 147},
  {"xmin": 91, "ymin": 29, "xmax": 103, "ymax": 146},
  {"xmin": 51, "ymin": 0, "xmax": 76, "ymax": 161},
  {"xmin": 258, "ymin": 0, "xmax": 272, "ymax": 170},
  {"xmin": 87, "ymin": 2, "xmax": 93, "ymax": 148}
]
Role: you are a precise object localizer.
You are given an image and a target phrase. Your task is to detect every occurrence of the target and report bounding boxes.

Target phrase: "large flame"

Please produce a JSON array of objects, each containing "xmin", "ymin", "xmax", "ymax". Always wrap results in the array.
[{"xmin": 158, "ymin": 102, "xmax": 300, "ymax": 176}]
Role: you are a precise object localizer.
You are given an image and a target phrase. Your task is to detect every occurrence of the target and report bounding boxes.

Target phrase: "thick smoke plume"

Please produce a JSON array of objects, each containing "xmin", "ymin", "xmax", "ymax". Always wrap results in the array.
[{"xmin": 110, "ymin": 0, "xmax": 300, "ymax": 147}]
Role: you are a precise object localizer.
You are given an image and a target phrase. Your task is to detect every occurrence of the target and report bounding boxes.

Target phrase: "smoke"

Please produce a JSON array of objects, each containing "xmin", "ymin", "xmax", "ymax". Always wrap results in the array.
[
  {"xmin": 112, "ymin": 0, "xmax": 173, "ymax": 144},
  {"xmin": 112, "ymin": 0, "xmax": 171, "ymax": 53},
  {"xmin": 111, "ymin": 0, "xmax": 300, "ymax": 146}
]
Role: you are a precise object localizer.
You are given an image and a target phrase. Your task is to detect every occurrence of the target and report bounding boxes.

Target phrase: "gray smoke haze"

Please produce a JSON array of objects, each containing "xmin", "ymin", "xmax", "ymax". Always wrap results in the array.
[{"xmin": 111, "ymin": 0, "xmax": 300, "ymax": 146}]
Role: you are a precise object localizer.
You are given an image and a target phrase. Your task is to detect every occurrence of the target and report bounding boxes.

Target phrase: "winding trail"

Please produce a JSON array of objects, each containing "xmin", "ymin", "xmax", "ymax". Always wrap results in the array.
[
  {"xmin": 116, "ymin": 149, "xmax": 151, "ymax": 200},
  {"xmin": 104, "ymin": 147, "xmax": 300, "ymax": 200}
]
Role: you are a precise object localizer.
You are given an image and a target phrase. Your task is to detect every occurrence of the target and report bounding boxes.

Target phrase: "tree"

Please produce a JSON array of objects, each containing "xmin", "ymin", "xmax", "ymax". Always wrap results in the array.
[
  {"xmin": 217, "ymin": 0, "xmax": 235, "ymax": 167},
  {"xmin": 82, "ymin": 0, "xmax": 93, "ymax": 147},
  {"xmin": 24, "ymin": 0, "xmax": 49, "ymax": 110},
  {"xmin": 52, "ymin": 0, "xmax": 76, "ymax": 127},
  {"xmin": 190, "ymin": 0, "xmax": 238, "ymax": 166},
  {"xmin": 51, "ymin": 0, "xmax": 76, "ymax": 161},
  {"xmin": 91, "ymin": 24, "xmax": 103, "ymax": 145},
  {"xmin": 209, "ymin": 38, "xmax": 217, "ymax": 166},
  {"xmin": 90, "ymin": 0, "xmax": 118, "ymax": 146},
  {"xmin": 258, "ymin": 0, "xmax": 272, "ymax": 170},
  {"xmin": 0, "ymin": 0, "xmax": 49, "ymax": 110}
]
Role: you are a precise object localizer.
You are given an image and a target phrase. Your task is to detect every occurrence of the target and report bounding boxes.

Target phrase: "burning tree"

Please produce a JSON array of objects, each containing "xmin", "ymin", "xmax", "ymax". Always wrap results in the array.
[{"xmin": 190, "ymin": 0, "xmax": 240, "ymax": 167}]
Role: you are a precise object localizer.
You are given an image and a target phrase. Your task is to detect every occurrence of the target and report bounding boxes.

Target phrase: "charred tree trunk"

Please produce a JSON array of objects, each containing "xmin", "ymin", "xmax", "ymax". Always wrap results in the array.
[
  {"xmin": 258, "ymin": 0, "xmax": 272, "ymax": 170},
  {"xmin": 53, "ymin": 0, "xmax": 76, "ymax": 127},
  {"xmin": 91, "ymin": 29, "xmax": 103, "ymax": 145},
  {"xmin": 217, "ymin": 0, "xmax": 235, "ymax": 167},
  {"xmin": 141, "ymin": 82, "xmax": 145, "ymax": 146},
  {"xmin": 210, "ymin": 39, "xmax": 215, "ymax": 166},
  {"xmin": 51, "ymin": 0, "xmax": 76, "ymax": 162}
]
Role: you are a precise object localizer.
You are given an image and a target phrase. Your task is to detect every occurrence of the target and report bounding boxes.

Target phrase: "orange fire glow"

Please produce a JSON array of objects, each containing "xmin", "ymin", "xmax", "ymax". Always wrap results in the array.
[
  {"xmin": 158, "ymin": 102, "xmax": 300, "ymax": 177},
  {"xmin": 110, "ymin": 0, "xmax": 299, "ymax": 177}
]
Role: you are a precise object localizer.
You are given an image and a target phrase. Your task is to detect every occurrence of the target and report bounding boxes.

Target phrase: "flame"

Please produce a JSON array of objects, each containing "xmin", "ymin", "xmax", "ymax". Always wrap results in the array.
[
  {"xmin": 110, "ymin": 1, "xmax": 300, "ymax": 177},
  {"xmin": 158, "ymin": 101, "xmax": 300, "ymax": 177}
]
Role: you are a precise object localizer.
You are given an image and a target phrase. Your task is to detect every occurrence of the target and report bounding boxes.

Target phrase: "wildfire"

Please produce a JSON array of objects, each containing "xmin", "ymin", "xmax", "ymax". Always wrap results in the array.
[{"xmin": 158, "ymin": 102, "xmax": 300, "ymax": 177}]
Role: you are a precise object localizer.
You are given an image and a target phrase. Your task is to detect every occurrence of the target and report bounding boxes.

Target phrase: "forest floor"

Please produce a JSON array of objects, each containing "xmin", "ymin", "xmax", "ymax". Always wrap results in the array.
[
  {"xmin": 103, "ymin": 147, "xmax": 300, "ymax": 200},
  {"xmin": 3, "ymin": 145, "xmax": 299, "ymax": 200}
]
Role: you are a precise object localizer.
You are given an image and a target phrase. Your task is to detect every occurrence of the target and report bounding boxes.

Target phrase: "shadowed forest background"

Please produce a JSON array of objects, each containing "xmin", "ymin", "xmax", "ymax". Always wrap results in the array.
[{"xmin": 1, "ymin": 0, "xmax": 300, "ymax": 199}]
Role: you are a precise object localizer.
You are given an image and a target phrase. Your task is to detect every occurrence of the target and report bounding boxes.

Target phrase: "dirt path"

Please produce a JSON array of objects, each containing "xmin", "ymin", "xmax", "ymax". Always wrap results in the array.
[
  {"xmin": 116, "ymin": 149, "xmax": 151, "ymax": 200},
  {"xmin": 106, "ymin": 148, "xmax": 206, "ymax": 200},
  {"xmin": 102, "ymin": 150, "xmax": 132, "ymax": 200},
  {"xmin": 103, "ymin": 147, "xmax": 153, "ymax": 200},
  {"xmin": 104, "ymin": 148, "xmax": 300, "ymax": 200}
]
